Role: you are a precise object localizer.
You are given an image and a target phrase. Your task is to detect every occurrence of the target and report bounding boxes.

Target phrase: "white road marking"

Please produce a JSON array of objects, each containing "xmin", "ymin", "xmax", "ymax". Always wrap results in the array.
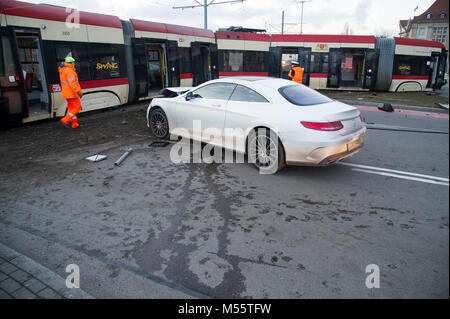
[
  {"xmin": 338, "ymin": 162, "xmax": 449, "ymax": 182},
  {"xmin": 351, "ymin": 168, "xmax": 449, "ymax": 186}
]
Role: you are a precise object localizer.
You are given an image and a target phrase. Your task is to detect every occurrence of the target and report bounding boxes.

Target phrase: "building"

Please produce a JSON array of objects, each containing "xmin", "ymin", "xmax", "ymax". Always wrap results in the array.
[{"xmin": 399, "ymin": 0, "xmax": 448, "ymax": 78}]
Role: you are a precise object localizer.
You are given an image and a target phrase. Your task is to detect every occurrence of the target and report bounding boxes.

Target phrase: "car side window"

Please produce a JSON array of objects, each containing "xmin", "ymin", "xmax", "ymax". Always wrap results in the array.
[
  {"xmin": 192, "ymin": 83, "xmax": 237, "ymax": 100},
  {"xmin": 229, "ymin": 85, "xmax": 269, "ymax": 103}
]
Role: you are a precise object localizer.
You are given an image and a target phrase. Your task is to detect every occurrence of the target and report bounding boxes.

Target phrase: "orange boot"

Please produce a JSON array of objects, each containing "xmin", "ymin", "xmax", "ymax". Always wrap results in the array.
[
  {"xmin": 61, "ymin": 114, "xmax": 71, "ymax": 124},
  {"xmin": 71, "ymin": 120, "xmax": 79, "ymax": 128}
]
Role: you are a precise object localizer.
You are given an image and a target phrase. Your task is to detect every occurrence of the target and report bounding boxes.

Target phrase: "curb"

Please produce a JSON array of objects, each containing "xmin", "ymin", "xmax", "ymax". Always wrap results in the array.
[{"xmin": 0, "ymin": 242, "xmax": 94, "ymax": 299}]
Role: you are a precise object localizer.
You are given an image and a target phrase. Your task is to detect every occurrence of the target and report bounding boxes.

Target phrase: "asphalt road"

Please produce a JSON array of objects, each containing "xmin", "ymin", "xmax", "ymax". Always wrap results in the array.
[{"xmin": 0, "ymin": 102, "xmax": 448, "ymax": 298}]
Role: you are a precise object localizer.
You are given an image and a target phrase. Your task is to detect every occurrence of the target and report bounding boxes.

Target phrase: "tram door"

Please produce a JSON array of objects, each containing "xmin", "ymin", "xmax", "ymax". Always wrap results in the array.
[
  {"xmin": 363, "ymin": 49, "xmax": 378, "ymax": 90},
  {"xmin": 327, "ymin": 48, "xmax": 341, "ymax": 88},
  {"xmin": 192, "ymin": 44, "xmax": 211, "ymax": 86},
  {"xmin": 340, "ymin": 49, "xmax": 365, "ymax": 88},
  {"xmin": 280, "ymin": 49, "xmax": 298, "ymax": 80},
  {"xmin": 298, "ymin": 48, "xmax": 311, "ymax": 86},
  {"xmin": 0, "ymin": 28, "xmax": 27, "ymax": 125},
  {"xmin": 426, "ymin": 52, "xmax": 440, "ymax": 89},
  {"xmin": 15, "ymin": 30, "xmax": 49, "ymax": 117},
  {"xmin": 146, "ymin": 44, "xmax": 166, "ymax": 95}
]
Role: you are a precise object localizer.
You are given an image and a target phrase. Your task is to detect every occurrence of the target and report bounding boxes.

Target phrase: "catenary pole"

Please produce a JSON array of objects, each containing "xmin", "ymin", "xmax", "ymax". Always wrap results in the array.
[{"xmin": 173, "ymin": 0, "xmax": 246, "ymax": 30}]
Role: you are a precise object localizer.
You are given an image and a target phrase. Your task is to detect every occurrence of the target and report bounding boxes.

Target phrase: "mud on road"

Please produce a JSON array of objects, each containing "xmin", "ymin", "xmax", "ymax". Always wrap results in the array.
[{"xmin": 0, "ymin": 103, "xmax": 150, "ymax": 173}]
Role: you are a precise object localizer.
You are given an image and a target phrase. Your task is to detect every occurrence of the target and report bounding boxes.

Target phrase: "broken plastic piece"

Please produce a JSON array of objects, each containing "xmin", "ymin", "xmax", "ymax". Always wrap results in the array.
[{"xmin": 85, "ymin": 155, "xmax": 107, "ymax": 162}]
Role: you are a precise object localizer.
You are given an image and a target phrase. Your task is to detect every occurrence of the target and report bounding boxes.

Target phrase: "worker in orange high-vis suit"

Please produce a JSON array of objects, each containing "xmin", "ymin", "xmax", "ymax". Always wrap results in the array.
[
  {"xmin": 59, "ymin": 57, "xmax": 83, "ymax": 128},
  {"xmin": 288, "ymin": 61, "xmax": 304, "ymax": 84}
]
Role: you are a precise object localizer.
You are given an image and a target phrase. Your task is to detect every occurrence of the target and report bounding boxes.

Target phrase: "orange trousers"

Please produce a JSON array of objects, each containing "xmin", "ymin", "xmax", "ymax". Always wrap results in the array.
[{"xmin": 61, "ymin": 98, "xmax": 82, "ymax": 128}]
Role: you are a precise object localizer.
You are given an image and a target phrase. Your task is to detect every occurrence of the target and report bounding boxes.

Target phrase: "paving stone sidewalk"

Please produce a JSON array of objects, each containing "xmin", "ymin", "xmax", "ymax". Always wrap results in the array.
[{"xmin": 0, "ymin": 243, "xmax": 94, "ymax": 299}]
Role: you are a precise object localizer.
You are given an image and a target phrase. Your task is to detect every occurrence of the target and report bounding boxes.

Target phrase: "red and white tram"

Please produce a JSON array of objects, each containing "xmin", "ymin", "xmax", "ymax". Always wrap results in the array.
[{"xmin": 0, "ymin": 0, "xmax": 447, "ymax": 127}]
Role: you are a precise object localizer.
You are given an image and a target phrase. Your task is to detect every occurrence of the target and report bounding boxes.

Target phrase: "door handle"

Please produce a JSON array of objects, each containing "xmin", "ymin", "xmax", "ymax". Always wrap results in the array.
[{"xmin": 211, "ymin": 104, "xmax": 222, "ymax": 107}]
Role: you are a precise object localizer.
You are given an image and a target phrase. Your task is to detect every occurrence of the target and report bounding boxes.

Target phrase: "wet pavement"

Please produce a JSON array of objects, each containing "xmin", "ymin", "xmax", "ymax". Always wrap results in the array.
[{"xmin": 0, "ymin": 102, "xmax": 448, "ymax": 298}]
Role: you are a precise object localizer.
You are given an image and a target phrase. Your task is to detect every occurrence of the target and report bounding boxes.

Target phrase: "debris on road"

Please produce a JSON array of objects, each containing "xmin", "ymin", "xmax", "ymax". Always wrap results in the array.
[
  {"xmin": 437, "ymin": 103, "xmax": 449, "ymax": 110},
  {"xmin": 85, "ymin": 154, "xmax": 107, "ymax": 162},
  {"xmin": 378, "ymin": 103, "xmax": 394, "ymax": 112},
  {"xmin": 149, "ymin": 141, "xmax": 171, "ymax": 147},
  {"xmin": 114, "ymin": 148, "xmax": 133, "ymax": 166}
]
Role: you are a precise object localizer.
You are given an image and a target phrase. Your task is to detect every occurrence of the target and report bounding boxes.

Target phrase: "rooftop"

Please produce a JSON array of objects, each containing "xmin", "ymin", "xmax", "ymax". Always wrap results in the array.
[{"xmin": 413, "ymin": 0, "xmax": 449, "ymax": 21}]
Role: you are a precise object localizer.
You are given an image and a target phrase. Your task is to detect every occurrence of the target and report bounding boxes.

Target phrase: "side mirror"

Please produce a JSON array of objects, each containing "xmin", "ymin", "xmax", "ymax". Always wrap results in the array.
[{"xmin": 185, "ymin": 92, "xmax": 193, "ymax": 101}]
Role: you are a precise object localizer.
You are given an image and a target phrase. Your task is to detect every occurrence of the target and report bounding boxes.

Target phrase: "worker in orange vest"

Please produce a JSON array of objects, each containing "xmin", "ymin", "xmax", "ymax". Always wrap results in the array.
[
  {"xmin": 59, "ymin": 57, "xmax": 83, "ymax": 128},
  {"xmin": 288, "ymin": 61, "xmax": 304, "ymax": 84}
]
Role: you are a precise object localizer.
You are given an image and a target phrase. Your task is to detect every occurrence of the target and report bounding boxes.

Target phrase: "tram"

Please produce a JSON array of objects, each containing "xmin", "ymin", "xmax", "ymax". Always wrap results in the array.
[{"xmin": 1, "ymin": 0, "xmax": 447, "ymax": 126}]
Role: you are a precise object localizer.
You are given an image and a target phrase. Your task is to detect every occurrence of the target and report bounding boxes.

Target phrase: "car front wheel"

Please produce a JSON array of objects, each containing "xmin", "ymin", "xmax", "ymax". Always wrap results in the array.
[{"xmin": 149, "ymin": 108, "xmax": 169, "ymax": 139}]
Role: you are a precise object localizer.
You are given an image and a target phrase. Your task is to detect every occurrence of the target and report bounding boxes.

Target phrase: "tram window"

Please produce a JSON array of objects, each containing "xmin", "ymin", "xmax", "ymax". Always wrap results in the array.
[
  {"xmin": 179, "ymin": 48, "xmax": 192, "ymax": 74},
  {"xmin": 1, "ymin": 36, "xmax": 17, "ymax": 77},
  {"xmin": 310, "ymin": 53, "xmax": 320, "ymax": 73},
  {"xmin": 310, "ymin": 53, "xmax": 329, "ymax": 73},
  {"xmin": 72, "ymin": 44, "xmax": 90, "ymax": 81},
  {"xmin": 55, "ymin": 44, "xmax": 90, "ymax": 81},
  {"xmin": 92, "ymin": 44, "xmax": 121, "ymax": 79},
  {"xmin": 244, "ymin": 51, "xmax": 267, "ymax": 72},
  {"xmin": 220, "ymin": 50, "xmax": 243, "ymax": 72},
  {"xmin": 322, "ymin": 54, "xmax": 329, "ymax": 73},
  {"xmin": 393, "ymin": 55, "xmax": 429, "ymax": 76},
  {"xmin": 168, "ymin": 44, "xmax": 179, "ymax": 87},
  {"xmin": 56, "ymin": 46, "xmax": 71, "ymax": 65}
]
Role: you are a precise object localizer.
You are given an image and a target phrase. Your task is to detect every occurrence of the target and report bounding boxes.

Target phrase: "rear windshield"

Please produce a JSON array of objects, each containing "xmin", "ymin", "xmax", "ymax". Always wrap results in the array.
[{"xmin": 278, "ymin": 84, "xmax": 332, "ymax": 106}]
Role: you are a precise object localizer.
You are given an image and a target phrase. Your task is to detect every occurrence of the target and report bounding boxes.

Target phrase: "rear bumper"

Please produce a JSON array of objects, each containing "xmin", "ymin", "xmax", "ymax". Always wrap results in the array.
[{"xmin": 284, "ymin": 128, "xmax": 366, "ymax": 166}]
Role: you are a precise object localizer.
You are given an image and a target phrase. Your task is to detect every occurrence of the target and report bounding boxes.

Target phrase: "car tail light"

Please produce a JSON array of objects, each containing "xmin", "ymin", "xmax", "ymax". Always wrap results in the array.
[
  {"xmin": 301, "ymin": 121, "xmax": 343, "ymax": 131},
  {"xmin": 359, "ymin": 114, "xmax": 364, "ymax": 122}
]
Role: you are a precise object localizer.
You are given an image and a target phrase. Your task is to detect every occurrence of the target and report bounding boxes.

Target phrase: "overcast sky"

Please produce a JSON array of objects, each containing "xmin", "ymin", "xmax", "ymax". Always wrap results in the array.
[{"xmin": 22, "ymin": 0, "xmax": 436, "ymax": 37}]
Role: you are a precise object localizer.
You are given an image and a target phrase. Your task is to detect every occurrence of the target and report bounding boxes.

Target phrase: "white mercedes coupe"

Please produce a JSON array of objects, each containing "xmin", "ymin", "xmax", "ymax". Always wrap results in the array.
[{"xmin": 146, "ymin": 77, "xmax": 365, "ymax": 174}]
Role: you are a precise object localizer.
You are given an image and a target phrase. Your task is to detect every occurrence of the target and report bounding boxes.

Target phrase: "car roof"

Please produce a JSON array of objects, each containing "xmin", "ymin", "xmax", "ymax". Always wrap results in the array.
[{"xmin": 211, "ymin": 77, "xmax": 293, "ymax": 89}]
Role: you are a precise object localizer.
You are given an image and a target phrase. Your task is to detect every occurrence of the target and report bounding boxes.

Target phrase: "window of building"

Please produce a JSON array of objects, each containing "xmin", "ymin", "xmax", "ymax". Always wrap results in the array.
[
  {"xmin": 417, "ymin": 26, "xmax": 427, "ymax": 39},
  {"xmin": 426, "ymin": 12, "xmax": 432, "ymax": 19},
  {"xmin": 440, "ymin": 11, "xmax": 447, "ymax": 19},
  {"xmin": 432, "ymin": 26, "xmax": 447, "ymax": 43}
]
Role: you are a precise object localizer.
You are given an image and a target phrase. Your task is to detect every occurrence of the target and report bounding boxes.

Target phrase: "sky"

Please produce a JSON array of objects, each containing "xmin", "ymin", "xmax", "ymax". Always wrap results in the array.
[{"xmin": 21, "ymin": 0, "xmax": 437, "ymax": 37}]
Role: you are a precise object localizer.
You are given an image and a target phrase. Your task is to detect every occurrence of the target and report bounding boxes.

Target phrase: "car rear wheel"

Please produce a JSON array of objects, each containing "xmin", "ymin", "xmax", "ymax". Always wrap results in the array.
[
  {"xmin": 247, "ymin": 128, "xmax": 286, "ymax": 174},
  {"xmin": 149, "ymin": 108, "xmax": 169, "ymax": 139}
]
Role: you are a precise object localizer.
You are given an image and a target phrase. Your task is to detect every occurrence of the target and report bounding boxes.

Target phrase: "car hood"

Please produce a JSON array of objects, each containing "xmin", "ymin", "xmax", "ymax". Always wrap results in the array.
[{"xmin": 159, "ymin": 87, "xmax": 194, "ymax": 98}]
